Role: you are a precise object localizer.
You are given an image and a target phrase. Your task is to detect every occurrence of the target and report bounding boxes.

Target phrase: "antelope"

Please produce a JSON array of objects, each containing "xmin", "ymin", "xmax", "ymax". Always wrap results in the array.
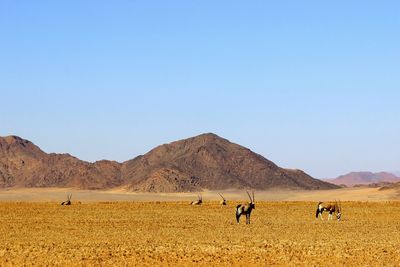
[
  {"xmin": 316, "ymin": 200, "xmax": 342, "ymax": 221},
  {"xmin": 218, "ymin": 193, "xmax": 227, "ymax": 205},
  {"xmin": 236, "ymin": 191, "xmax": 255, "ymax": 224},
  {"xmin": 61, "ymin": 194, "xmax": 72, "ymax": 205},
  {"xmin": 190, "ymin": 195, "xmax": 202, "ymax": 205}
]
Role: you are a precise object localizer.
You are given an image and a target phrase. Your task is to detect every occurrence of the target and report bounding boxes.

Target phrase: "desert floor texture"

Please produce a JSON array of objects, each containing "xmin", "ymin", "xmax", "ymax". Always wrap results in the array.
[{"xmin": 1, "ymin": 198, "xmax": 400, "ymax": 266}]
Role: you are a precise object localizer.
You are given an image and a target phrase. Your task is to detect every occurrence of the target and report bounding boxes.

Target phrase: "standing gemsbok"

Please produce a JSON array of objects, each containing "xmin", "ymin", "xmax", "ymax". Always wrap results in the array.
[
  {"xmin": 190, "ymin": 195, "xmax": 202, "ymax": 205},
  {"xmin": 236, "ymin": 191, "xmax": 255, "ymax": 224},
  {"xmin": 61, "ymin": 194, "xmax": 72, "ymax": 205},
  {"xmin": 218, "ymin": 193, "xmax": 227, "ymax": 205},
  {"xmin": 316, "ymin": 200, "xmax": 342, "ymax": 221}
]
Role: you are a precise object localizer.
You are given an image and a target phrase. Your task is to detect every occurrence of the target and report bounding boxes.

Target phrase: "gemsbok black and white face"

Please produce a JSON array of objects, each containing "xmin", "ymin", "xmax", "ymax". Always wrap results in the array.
[
  {"xmin": 61, "ymin": 194, "xmax": 72, "ymax": 206},
  {"xmin": 218, "ymin": 193, "xmax": 227, "ymax": 205},
  {"xmin": 190, "ymin": 195, "xmax": 202, "ymax": 205},
  {"xmin": 236, "ymin": 191, "xmax": 255, "ymax": 224},
  {"xmin": 316, "ymin": 200, "xmax": 342, "ymax": 221}
]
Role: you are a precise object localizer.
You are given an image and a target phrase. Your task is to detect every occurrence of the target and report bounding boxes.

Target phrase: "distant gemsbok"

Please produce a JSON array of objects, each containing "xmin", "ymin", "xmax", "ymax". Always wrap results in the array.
[
  {"xmin": 190, "ymin": 195, "xmax": 202, "ymax": 205},
  {"xmin": 316, "ymin": 200, "xmax": 342, "ymax": 221},
  {"xmin": 236, "ymin": 191, "xmax": 255, "ymax": 224},
  {"xmin": 61, "ymin": 194, "xmax": 72, "ymax": 205},
  {"xmin": 218, "ymin": 193, "xmax": 227, "ymax": 205}
]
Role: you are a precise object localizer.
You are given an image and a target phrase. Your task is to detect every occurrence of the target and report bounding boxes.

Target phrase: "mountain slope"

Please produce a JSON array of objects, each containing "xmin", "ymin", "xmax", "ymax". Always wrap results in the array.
[
  {"xmin": 0, "ymin": 136, "xmax": 124, "ymax": 189},
  {"xmin": 122, "ymin": 133, "xmax": 338, "ymax": 192},
  {"xmin": 0, "ymin": 134, "xmax": 338, "ymax": 192},
  {"xmin": 327, "ymin": 171, "xmax": 400, "ymax": 187}
]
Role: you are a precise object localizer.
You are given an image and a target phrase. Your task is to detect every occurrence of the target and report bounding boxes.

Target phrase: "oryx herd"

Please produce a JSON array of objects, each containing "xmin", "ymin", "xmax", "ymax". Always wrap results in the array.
[
  {"xmin": 188, "ymin": 191, "xmax": 343, "ymax": 224},
  {"xmin": 61, "ymin": 191, "xmax": 343, "ymax": 224}
]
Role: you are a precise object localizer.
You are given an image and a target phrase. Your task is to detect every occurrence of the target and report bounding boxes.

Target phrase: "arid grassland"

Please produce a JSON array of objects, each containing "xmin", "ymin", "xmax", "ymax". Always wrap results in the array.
[{"xmin": 0, "ymin": 201, "xmax": 399, "ymax": 266}]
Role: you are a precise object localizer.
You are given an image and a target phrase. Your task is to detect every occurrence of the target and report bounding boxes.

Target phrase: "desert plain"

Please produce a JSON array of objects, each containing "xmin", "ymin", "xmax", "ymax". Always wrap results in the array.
[{"xmin": 0, "ymin": 187, "xmax": 400, "ymax": 266}]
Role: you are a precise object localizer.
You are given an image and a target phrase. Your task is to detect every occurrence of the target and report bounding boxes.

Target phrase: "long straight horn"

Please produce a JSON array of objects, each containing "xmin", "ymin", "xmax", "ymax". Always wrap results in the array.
[
  {"xmin": 69, "ymin": 194, "xmax": 72, "ymax": 201},
  {"xmin": 218, "ymin": 193, "xmax": 225, "ymax": 200},
  {"xmin": 246, "ymin": 191, "xmax": 252, "ymax": 202},
  {"xmin": 252, "ymin": 191, "xmax": 255, "ymax": 202}
]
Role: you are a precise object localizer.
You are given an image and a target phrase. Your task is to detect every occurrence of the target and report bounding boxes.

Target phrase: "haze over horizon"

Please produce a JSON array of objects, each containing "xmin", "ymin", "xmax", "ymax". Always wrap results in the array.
[{"xmin": 1, "ymin": 2, "xmax": 399, "ymax": 178}]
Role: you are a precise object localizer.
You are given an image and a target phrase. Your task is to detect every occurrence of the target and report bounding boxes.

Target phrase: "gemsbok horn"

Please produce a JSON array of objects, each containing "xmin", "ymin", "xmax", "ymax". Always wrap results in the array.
[
  {"xmin": 316, "ymin": 200, "xmax": 342, "ymax": 221},
  {"xmin": 190, "ymin": 194, "xmax": 202, "ymax": 205},
  {"xmin": 236, "ymin": 191, "xmax": 255, "ymax": 224},
  {"xmin": 61, "ymin": 194, "xmax": 72, "ymax": 205},
  {"xmin": 218, "ymin": 193, "xmax": 227, "ymax": 205}
]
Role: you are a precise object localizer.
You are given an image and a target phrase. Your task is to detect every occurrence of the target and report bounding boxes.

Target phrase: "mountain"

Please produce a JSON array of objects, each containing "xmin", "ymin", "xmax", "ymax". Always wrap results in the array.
[
  {"xmin": 326, "ymin": 171, "xmax": 400, "ymax": 187},
  {"xmin": 390, "ymin": 171, "xmax": 400, "ymax": 177},
  {"xmin": 122, "ymin": 133, "xmax": 338, "ymax": 191},
  {"xmin": 0, "ymin": 134, "xmax": 338, "ymax": 192},
  {"xmin": 0, "ymin": 136, "xmax": 124, "ymax": 189}
]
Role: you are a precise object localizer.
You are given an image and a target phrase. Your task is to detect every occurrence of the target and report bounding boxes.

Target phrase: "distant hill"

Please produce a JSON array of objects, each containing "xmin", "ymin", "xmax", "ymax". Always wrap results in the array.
[
  {"xmin": 390, "ymin": 171, "xmax": 400, "ymax": 177},
  {"xmin": 379, "ymin": 181, "xmax": 400, "ymax": 191},
  {"xmin": 0, "ymin": 134, "xmax": 338, "ymax": 192},
  {"xmin": 326, "ymin": 172, "xmax": 400, "ymax": 187}
]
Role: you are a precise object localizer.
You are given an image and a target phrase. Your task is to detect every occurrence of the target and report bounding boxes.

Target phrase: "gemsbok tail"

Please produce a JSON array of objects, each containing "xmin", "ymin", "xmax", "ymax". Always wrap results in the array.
[
  {"xmin": 316, "ymin": 202, "xmax": 322, "ymax": 219},
  {"xmin": 235, "ymin": 204, "xmax": 242, "ymax": 222}
]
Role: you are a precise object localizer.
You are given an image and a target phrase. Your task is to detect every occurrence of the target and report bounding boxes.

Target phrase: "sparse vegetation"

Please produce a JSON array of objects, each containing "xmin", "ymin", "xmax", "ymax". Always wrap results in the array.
[{"xmin": 1, "ymin": 201, "xmax": 399, "ymax": 266}]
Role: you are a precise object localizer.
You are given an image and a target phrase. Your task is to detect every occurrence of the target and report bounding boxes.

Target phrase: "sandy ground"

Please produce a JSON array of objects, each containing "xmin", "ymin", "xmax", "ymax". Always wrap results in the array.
[
  {"xmin": 1, "ymin": 201, "xmax": 400, "ymax": 266},
  {"xmin": 0, "ymin": 187, "xmax": 399, "ymax": 202}
]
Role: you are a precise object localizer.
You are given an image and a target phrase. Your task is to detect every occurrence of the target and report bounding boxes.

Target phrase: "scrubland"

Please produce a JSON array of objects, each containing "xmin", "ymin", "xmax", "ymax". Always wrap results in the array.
[{"xmin": 0, "ymin": 201, "xmax": 399, "ymax": 266}]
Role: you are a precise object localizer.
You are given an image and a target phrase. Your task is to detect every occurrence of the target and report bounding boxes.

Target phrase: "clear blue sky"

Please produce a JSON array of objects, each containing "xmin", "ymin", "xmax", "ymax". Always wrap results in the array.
[{"xmin": 1, "ymin": 1, "xmax": 399, "ymax": 178}]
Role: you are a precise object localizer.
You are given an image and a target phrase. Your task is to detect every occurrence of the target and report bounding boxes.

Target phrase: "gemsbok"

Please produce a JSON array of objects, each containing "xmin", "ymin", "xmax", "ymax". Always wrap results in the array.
[
  {"xmin": 316, "ymin": 200, "xmax": 342, "ymax": 221},
  {"xmin": 61, "ymin": 194, "xmax": 72, "ymax": 205},
  {"xmin": 218, "ymin": 193, "xmax": 227, "ymax": 205},
  {"xmin": 236, "ymin": 191, "xmax": 255, "ymax": 224},
  {"xmin": 190, "ymin": 195, "xmax": 202, "ymax": 205}
]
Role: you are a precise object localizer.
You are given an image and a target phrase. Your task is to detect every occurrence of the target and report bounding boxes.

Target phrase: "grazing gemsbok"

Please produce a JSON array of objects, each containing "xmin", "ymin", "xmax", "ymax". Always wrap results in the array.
[
  {"xmin": 190, "ymin": 195, "xmax": 202, "ymax": 205},
  {"xmin": 218, "ymin": 193, "xmax": 227, "ymax": 205},
  {"xmin": 316, "ymin": 200, "xmax": 342, "ymax": 221},
  {"xmin": 61, "ymin": 194, "xmax": 72, "ymax": 205},
  {"xmin": 236, "ymin": 191, "xmax": 255, "ymax": 224}
]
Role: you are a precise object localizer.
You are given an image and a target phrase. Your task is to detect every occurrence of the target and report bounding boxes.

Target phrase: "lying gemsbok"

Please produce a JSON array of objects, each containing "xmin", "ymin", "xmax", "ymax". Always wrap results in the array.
[
  {"xmin": 61, "ymin": 194, "xmax": 72, "ymax": 205},
  {"xmin": 218, "ymin": 193, "xmax": 227, "ymax": 205},
  {"xmin": 236, "ymin": 191, "xmax": 255, "ymax": 224},
  {"xmin": 316, "ymin": 200, "xmax": 342, "ymax": 221},
  {"xmin": 190, "ymin": 195, "xmax": 202, "ymax": 205}
]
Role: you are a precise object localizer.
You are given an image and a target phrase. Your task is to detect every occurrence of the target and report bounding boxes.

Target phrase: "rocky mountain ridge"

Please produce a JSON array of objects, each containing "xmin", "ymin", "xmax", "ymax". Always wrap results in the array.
[
  {"xmin": 326, "ymin": 171, "xmax": 400, "ymax": 187},
  {"xmin": 0, "ymin": 134, "xmax": 338, "ymax": 192}
]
